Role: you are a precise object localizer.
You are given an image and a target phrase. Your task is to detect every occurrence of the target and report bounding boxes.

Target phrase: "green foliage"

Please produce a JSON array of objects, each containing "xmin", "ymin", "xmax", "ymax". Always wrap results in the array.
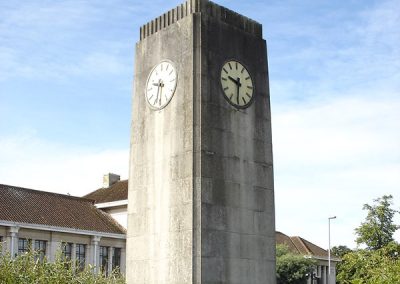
[
  {"xmin": 355, "ymin": 195, "xmax": 399, "ymax": 250},
  {"xmin": 331, "ymin": 245, "xmax": 353, "ymax": 280},
  {"xmin": 337, "ymin": 242, "xmax": 400, "ymax": 284},
  {"xmin": 0, "ymin": 246, "xmax": 125, "ymax": 284},
  {"xmin": 331, "ymin": 245, "xmax": 352, "ymax": 258},
  {"xmin": 336, "ymin": 195, "xmax": 400, "ymax": 284},
  {"xmin": 276, "ymin": 244, "xmax": 316, "ymax": 284}
]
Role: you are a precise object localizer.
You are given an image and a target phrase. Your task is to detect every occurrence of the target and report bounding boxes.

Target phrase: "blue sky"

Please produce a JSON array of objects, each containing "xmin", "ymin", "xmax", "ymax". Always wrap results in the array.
[{"xmin": 1, "ymin": 0, "xmax": 399, "ymax": 249}]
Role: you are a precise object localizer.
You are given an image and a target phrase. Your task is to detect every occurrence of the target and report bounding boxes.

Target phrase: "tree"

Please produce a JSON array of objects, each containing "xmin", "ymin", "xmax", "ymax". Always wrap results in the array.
[
  {"xmin": 355, "ymin": 195, "xmax": 399, "ymax": 250},
  {"xmin": 331, "ymin": 245, "xmax": 352, "ymax": 281},
  {"xmin": 331, "ymin": 245, "xmax": 352, "ymax": 258},
  {"xmin": 337, "ymin": 242, "xmax": 400, "ymax": 284},
  {"xmin": 276, "ymin": 244, "xmax": 316, "ymax": 284},
  {"xmin": 336, "ymin": 195, "xmax": 400, "ymax": 284}
]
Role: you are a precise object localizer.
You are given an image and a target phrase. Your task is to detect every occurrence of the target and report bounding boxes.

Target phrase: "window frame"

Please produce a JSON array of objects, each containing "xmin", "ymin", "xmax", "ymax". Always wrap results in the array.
[
  {"xmin": 34, "ymin": 240, "xmax": 47, "ymax": 262},
  {"xmin": 112, "ymin": 247, "xmax": 121, "ymax": 271},
  {"xmin": 99, "ymin": 246, "xmax": 109, "ymax": 275},
  {"xmin": 0, "ymin": 236, "xmax": 3, "ymax": 254},
  {"xmin": 76, "ymin": 243, "xmax": 86, "ymax": 271},
  {"xmin": 61, "ymin": 242, "xmax": 73, "ymax": 261},
  {"xmin": 18, "ymin": 238, "xmax": 31, "ymax": 254}
]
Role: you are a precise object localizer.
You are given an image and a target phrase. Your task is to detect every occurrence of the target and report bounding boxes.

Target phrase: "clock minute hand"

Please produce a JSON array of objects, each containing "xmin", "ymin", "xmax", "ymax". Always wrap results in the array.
[
  {"xmin": 236, "ymin": 77, "xmax": 242, "ymax": 87},
  {"xmin": 236, "ymin": 77, "xmax": 241, "ymax": 104},
  {"xmin": 153, "ymin": 80, "xmax": 161, "ymax": 105},
  {"xmin": 158, "ymin": 80, "xmax": 164, "ymax": 106},
  {"xmin": 154, "ymin": 85, "xmax": 160, "ymax": 105}
]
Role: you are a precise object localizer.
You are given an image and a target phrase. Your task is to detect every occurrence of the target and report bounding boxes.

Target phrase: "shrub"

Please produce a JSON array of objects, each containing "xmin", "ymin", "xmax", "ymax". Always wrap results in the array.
[{"xmin": 0, "ymin": 244, "xmax": 125, "ymax": 284}]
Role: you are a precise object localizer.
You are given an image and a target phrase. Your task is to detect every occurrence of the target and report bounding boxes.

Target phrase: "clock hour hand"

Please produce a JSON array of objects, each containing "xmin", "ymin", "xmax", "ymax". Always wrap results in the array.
[
  {"xmin": 228, "ymin": 76, "xmax": 238, "ymax": 85},
  {"xmin": 159, "ymin": 86, "xmax": 163, "ymax": 106}
]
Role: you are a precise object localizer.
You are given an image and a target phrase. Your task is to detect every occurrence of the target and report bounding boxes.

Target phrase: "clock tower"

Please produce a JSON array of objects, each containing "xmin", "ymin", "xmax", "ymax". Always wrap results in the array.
[{"xmin": 127, "ymin": 1, "xmax": 276, "ymax": 283}]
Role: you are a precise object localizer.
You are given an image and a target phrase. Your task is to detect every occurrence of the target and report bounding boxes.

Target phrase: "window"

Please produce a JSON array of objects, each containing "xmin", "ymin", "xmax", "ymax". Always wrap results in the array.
[
  {"xmin": 18, "ymin": 238, "xmax": 31, "ymax": 254},
  {"xmin": 61, "ymin": 242, "xmax": 73, "ymax": 261},
  {"xmin": 100, "ymin": 246, "xmax": 109, "ymax": 275},
  {"xmin": 34, "ymin": 240, "xmax": 47, "ymax": 262},
  {"xmin": 76, "ymin": 244, "xmax": 86, "ymax": 271},
  {"xmin": 112, "ymin": 247, "xmax": 121, "ymax": 271}
]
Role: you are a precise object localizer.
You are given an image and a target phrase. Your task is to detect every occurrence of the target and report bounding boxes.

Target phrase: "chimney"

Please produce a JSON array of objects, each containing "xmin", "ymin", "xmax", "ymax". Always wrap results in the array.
[{"xmin": 103, "ymin": 173, "xmax": 120, "ymax": 188}]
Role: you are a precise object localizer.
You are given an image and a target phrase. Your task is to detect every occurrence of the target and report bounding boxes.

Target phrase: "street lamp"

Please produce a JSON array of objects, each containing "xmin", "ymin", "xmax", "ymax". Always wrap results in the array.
[{"xmin": 328, "ymin": 216, "xmax": 336, "ymax": 284}]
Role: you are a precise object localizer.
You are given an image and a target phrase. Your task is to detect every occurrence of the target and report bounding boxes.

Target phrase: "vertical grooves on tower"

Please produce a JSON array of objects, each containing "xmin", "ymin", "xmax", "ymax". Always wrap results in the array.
[
  {"xmin": 139, "ymin": 0, "xmax": 260, "ymax": 40},
  {"xmin": 192, "ymin": 9, "xmax": 202, "ymax": 284}
]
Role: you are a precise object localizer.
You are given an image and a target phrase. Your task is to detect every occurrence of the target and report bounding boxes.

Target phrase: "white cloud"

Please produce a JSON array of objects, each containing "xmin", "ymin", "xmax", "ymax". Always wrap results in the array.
[
  {"xmin": 0, "ymin": 131, "xmax": 129, "ymax": 197},
  {"xmin": 268, "ymin": 0, "xmax": 400, "ymax": 104},
  {"xmin": 270, "ymin": 0, "xmax": 400, "ymax": 248},
  {"xmin": 273, "ymin": 92, "xmax": 400, "ymax": 248},
  {"xmin": 274, "ymin": 94, "xmax": 400, "ymax": 166}
]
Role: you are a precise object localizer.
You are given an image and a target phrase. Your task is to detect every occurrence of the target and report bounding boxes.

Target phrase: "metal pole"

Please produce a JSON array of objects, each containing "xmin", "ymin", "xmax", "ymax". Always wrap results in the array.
[{"xmin": 328, "ymin": 216, "xmax": 336, "ymax": 284}]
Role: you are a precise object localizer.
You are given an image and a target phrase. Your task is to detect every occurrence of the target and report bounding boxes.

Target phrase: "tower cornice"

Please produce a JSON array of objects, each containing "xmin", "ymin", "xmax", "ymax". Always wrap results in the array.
[{"xmin": 139, "ymin": 0, "xmax": 262, "ymax": 41}]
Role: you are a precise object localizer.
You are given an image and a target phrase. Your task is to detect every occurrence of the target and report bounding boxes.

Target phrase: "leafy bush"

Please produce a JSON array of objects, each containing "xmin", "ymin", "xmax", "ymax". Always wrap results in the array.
[
  {"xmin": 276, "ymin": 244, "xmax": 316, "ymax": 284},
  {"xmin": 0, "ymin": 244, "xmax": 125, "ymax": 284},
  {"xmin": 336, "ymin": 195, "xmax": 400, "ymax": 284},
  {"xmin": 337, "ymin": 242, "xmax": 400, "ymax": 284}
]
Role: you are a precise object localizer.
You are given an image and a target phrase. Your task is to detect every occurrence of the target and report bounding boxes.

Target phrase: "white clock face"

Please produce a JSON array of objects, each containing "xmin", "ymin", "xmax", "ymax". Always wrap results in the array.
[
  {"xmin": 220, "ymin": 60, "xmax": 254, "ymax": 108},
  {"xmin": 145, "ymin": 60, "xmax": 177, "ymax": 110}
]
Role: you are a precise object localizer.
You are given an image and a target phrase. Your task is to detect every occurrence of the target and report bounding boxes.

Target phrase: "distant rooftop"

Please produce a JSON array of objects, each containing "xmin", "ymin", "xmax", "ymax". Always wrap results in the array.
[
  {"xmin": 276, "ymin": 231, "xmax": 339, "ymax": 260},
  {"xmin": 84, "ymin": 180, "xmax": 128, "ymax": 204}
]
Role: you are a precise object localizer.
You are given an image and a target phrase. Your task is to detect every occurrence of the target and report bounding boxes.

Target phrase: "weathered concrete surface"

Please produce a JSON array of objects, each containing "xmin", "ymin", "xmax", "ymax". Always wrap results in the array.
[
  {"xmin": 127, "ymin": 1, "xmax": 275, "ymax": 283},
  {"xmin": 127, "ymin": 13, "xmax": 195, "ymax": 283}
]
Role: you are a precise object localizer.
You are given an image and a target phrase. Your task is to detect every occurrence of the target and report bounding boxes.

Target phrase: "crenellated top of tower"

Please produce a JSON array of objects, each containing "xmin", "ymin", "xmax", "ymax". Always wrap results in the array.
[{"xmin": 139, "ymin": 0, "xmax": 262, "ymax": 41}]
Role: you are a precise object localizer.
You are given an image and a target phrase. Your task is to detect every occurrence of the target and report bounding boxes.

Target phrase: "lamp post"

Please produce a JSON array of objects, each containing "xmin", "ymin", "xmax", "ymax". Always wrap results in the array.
[{"xmin": 328, "ymin": 216, "xmax": 336, "ymax": 284}]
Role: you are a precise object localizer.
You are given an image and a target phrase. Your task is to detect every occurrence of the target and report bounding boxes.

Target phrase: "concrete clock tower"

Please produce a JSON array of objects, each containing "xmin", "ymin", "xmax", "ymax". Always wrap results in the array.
[{"xmin": 127, "ymin": 1, "xmax": 276, "ymax": 283}]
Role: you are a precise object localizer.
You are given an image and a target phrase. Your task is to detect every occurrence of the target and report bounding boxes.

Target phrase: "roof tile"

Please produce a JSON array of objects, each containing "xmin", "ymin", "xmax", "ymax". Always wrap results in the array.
[
  {"xmin": 276, "ymin": 231, "xmax": 330, "ymax": 258},
  {"xmin": 0, "ymin": 184, "xmax": 126, "ymax": 235},
  {"xmin": 84, "ymin": 180, "xmax": 128, "ymax": 204}
]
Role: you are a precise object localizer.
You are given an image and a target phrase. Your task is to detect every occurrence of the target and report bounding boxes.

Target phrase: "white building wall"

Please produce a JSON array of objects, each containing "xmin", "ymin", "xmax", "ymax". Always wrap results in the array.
[
  {"xmin": 109, "ymin": 212, "xmax": 128, "ymax": 229},
  {"xmin": 98, "ymin": 205, "xmax": 128, "ymax": 229}
]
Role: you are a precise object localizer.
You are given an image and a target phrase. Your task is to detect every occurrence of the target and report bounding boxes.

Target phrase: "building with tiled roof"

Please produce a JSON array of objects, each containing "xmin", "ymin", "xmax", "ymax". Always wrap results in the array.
[
  {"xmin": 83, "ymin": 174, "xmax": 340, "ymax": 283},
  {"xmin": 276, "ymin": 231, "xmax": 340, "ymax": 284},
  {"xmin": 0, "ymin": 182, "xmax": 126, "ymax": 275},
  {"xmin": 11, "ymin": 172, "xmax": 337, "ymax": 281},
  {"xmin": 83, "ymin": 173, "xmax": 128, "ymax": 229}
]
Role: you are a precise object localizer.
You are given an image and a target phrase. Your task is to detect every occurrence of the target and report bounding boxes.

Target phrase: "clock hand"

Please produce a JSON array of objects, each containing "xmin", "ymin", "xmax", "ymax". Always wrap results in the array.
[
  {"xmin": 159, "ymin": 88, "xmax": 163, "ymax": 106},
  {"xmin": 228, "ymin": 76, "xmax": 238, "ymax": 85},
  {"xmin": 158, "ymin": 80, "xmax": 164, "ymax": 106},
  {"xmin": 237, "ymin": 77, "xmax": 242, "ymax": 87},
  {"xmin": 236, "ymin": 77, "xmax": 241, "ymax": 104},
  {"xmin": 236, "ymin": 85, "xmax": 240, "ymax": 104},
  {"xmin": 154, "ymin": 79, "xmax": 161, "ymax": 105},
  {"xmin": 154, "ymin": 87, "xmax": 160, "ymax": 105}
]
